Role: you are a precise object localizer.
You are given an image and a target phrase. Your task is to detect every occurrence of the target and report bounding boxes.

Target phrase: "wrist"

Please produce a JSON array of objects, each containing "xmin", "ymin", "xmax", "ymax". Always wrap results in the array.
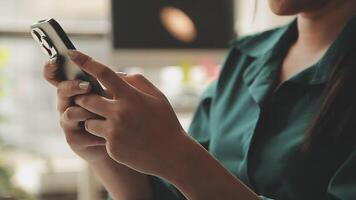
[
  {"xmin": 160, "ymin": 133, "xmax": 259, "ymax": 200},
  {"xmin": 159, "ymin": 132, "xmax": 206, "ymax": 185},
  {"xmin": 86, "ymin": 151, "xmax": 153, "ymax": 200}
]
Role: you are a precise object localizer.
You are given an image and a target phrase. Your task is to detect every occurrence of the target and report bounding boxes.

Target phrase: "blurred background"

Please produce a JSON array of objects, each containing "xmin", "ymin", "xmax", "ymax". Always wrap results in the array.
[{"xmin": 0, "ymin": 0, "xmax": 292, "ymax": 199}]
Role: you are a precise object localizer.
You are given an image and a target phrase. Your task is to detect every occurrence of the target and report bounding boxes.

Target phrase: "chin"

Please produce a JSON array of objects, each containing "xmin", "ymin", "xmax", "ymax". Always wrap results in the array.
[
  {"xmin": 267, "ymin": 0, "xmax": 304, "ymax": 16},
  {"xmin": 268, "ymin": 0, "xmax": 330, "ymax": 16}
]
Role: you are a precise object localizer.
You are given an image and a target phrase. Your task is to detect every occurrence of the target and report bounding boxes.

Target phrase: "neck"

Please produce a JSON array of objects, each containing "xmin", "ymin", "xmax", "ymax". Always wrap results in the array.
[{"xmin": 296, "ymin": 1, "xmax": 356, "ymax": 52}]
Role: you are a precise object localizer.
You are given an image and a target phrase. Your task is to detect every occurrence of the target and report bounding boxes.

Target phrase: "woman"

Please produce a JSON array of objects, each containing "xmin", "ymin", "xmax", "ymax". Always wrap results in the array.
[{"xmin": 43, "ymin": 0, "xmax": 356, "ymax": 199}]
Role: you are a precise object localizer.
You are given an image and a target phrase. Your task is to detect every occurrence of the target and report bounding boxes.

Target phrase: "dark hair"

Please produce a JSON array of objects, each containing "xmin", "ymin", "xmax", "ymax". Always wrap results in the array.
[{"xmin": 303, "ymin": 49, "xmax": 356, "ymax": 151}]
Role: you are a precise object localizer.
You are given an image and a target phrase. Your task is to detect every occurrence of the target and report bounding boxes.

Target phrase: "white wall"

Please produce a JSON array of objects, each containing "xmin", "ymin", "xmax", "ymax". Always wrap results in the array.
[{"xmin": 235, "ymin": 0, "xmax": 294, "ymax": 36}]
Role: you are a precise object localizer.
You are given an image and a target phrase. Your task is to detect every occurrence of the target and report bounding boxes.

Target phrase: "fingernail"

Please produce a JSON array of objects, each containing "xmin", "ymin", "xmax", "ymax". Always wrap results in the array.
[
  {"xmin": 79, "ymin": 81, "xmax": 90, "ymax": 90},
  {"xmin": 49, "ymin": 56, "xmax": 57, "ymax": 64},
  {"xmin": 67, "ymin": 50, "xmax": 79, "ymax": 60},
  {"xmin": 116, "ymin": 72, "xmax": 127, "ymax": 76}
]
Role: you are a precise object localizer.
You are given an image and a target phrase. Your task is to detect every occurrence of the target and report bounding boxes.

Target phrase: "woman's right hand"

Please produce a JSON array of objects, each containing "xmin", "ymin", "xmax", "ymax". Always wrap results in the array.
[{"xmin": 43, "ymin": 57, "xmax": 107, "ymax": 163}]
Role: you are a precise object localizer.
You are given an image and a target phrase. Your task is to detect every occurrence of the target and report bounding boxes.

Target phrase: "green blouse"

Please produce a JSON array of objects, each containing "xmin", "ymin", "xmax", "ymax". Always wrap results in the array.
[
  {"xmin": 149, "ymin": 17, "xmax": 356, "ymax": 200},
  {"xmin": 111, "ymin": 17, "xmax": 356, "ymax": 200}
]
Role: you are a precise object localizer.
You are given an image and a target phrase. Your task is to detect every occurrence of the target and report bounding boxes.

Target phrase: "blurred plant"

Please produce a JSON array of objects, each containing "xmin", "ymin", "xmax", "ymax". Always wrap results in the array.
[
  {"xmin": 0, "ymin": 47, "xmax": 34, "ymax": 200},
  {"xmin": 0, "ymin": 155, "xmax": 35, "ymax": 200},
  {"xmin": 0, "ymin": 46, "xmax": 10, "ymax": 98}
]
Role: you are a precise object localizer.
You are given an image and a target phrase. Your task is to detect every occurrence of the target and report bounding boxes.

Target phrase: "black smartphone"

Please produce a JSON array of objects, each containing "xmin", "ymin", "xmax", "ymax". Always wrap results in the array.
[{"xmin": 30, "ymin": 18, "xmax": 105, "ymax": 95}]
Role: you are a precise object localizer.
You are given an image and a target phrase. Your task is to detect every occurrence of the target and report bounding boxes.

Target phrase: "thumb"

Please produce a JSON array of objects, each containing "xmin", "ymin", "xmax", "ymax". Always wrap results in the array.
[{"xmin": 102, "ymin": 72, "xmax": 129, "ymax": 99}]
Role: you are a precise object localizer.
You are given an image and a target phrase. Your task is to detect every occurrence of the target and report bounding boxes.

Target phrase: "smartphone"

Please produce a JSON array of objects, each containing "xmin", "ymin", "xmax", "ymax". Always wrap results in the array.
[{"xmin": 30, "ymin": 18, "xmax": 105, "ymax": 95}]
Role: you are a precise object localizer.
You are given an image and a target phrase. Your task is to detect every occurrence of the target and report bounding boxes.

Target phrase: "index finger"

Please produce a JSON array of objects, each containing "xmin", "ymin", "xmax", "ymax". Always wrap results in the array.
[{"xmin": 67, "ymin": 50, "xmax": 131, "ymax": 98}]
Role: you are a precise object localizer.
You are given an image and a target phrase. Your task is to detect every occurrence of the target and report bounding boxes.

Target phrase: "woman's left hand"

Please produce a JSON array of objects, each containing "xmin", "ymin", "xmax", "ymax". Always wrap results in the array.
[{"xmin": 68, "ymin": 50, "xmax": 191, "ymax": 178}]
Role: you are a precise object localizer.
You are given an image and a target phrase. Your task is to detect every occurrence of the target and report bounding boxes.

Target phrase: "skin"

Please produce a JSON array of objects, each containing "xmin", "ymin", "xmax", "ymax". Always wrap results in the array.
[
  {"xmin": 268, "ymin": 0, "xmax": 329, "ymax": 15},
  {"xmin": 42, "ymin": 0, "xmax": 356, "ymax": 199},
  {"xmin": 271, "ymin": 0, "xmax": 356, "ymax": 83}
]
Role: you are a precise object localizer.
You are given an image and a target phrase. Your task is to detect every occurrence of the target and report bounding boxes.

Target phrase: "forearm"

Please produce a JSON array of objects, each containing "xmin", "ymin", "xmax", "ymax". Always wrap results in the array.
[
  {"xmin": 164, "ymin": 136, "xmax": 259, "ymax": 200},
  {"xmin": 89, "ymin": 155, "xmax": 153, "ymax": 200}
]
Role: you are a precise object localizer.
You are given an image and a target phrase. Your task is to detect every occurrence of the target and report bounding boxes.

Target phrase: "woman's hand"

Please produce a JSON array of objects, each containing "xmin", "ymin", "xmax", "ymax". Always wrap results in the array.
[
  {"xmin": 43, "ymin": 57, "xmax": 154, "ymax": 200},
  {"xmin": 67, "ymin": 50, "xmax": 191, "ymax": 178},
  {"xmin": 43, "ymin": 58, "xmax": 110, "ymax": 163},
  {"xmin": 63, "ymin": 50, "xmax": 259, "ymax": 200}
]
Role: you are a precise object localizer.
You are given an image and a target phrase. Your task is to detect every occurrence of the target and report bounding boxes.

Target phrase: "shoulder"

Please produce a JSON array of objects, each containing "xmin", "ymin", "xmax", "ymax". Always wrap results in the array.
[
  {"xmin": 219, "ymin": 23, "xmax": 293, "ymax": 75},
  {"xmin": 217, "ymin": 27, "xmax": 286, "ymax": 78},
  {"xmin": 202, "ymin": 24, "xmax": 293, "ymax": 98},
  {"xmin": 229, "ymin": 26, "xmax": 289, "ymax": 57},
  {"xmin": 213, "ymin": 25, "xmax": 292, "ymax": 96}
]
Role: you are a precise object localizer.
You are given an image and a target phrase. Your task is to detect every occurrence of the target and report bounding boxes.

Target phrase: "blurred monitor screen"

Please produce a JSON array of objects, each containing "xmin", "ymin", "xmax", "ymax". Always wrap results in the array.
[{"xmin": 111, "ymin": 0, "xmax": 235, "ymax": 49}]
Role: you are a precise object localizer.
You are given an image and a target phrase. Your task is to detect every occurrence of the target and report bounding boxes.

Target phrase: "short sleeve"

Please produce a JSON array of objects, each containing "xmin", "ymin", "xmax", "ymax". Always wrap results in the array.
[
  {"xmin": 326, "ymin": 149, "xmax": 356, "ymax": 200},
  {"xmin": 188, "ymin": 81, "xmax": 217, "ymax": 150}
]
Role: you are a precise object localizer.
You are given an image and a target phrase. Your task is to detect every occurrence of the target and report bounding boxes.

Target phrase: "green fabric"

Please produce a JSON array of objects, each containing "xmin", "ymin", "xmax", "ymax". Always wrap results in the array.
[{"xmin": 108, "ymin": 17, "xmax": 356, "ymax": 200}]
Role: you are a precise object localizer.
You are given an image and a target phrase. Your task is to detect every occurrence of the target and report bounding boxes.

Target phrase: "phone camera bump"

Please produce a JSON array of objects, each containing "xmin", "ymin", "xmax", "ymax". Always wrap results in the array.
[
  {"xmin": 31, "ymin": 27, "xmax": 57, "ymax": 58},
  {"xmin": 41, "ymin": 45, "xmax": 52, "ymax": 56},
  {"xmin": 41, "ymin": 36, "xmax": 53, "ymax": 49},
  {"xmin": 31, "ymin": 29, "xmax": 42, "ymax": 43}
]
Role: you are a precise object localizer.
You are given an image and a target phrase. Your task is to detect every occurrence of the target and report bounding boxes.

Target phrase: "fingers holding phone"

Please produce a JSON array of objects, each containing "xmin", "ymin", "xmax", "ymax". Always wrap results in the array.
[
  {"xmin": 43, "ymin": 56, "xmax": 62, "ymax": 86},
  {"xmin": 41, "ymin": 57, "xmax": 107, "ymax": 162},
  {"xmin": 56, "ymin": 79, "xmax": 91, "ymax": 113}
]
